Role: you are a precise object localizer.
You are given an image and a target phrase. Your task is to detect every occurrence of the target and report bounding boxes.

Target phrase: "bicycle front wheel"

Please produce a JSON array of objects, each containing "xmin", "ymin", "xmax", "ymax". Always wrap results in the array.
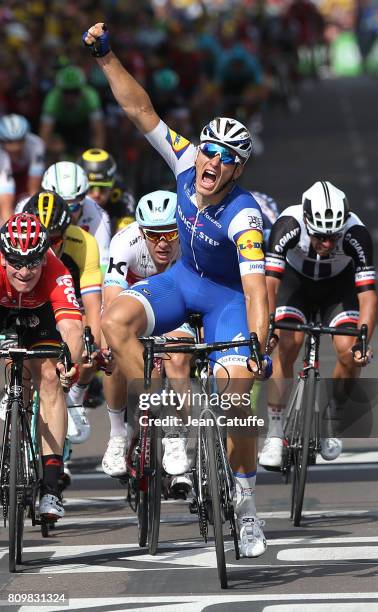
[
  {"xmin": 9, "ymin": 400, "xmax": 22, "ymax": 572},
  {"xmin": 148, "ymin": 421, "xmax": 162, "ymax": 555},
  {"xmin": 204, "ymin": 422, "xmax": 227, "ymax": 589},
  {"xmin": 293, "ymin": 369, "xmax": 316, "ymax": 527}
]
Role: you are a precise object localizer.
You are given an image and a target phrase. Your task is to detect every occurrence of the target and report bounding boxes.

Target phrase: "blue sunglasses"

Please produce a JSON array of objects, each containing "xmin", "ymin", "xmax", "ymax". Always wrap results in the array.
[{"xmin": 199, "ymin": 142, "xmax": 238, "ymax": 165}]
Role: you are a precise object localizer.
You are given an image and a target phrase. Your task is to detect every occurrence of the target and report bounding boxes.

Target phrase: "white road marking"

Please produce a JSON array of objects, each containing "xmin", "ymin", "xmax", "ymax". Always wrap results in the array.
[
  {"xmin": 263, "ymin": 606, "xmax": 378, "ymax": 612},
  {"xmin": 15, "ymin": 593, "xmax": 378, "ymax": 612},
  {"xmin": 277, "ymin": 546, "xmax": 378, "ymax": 561}
]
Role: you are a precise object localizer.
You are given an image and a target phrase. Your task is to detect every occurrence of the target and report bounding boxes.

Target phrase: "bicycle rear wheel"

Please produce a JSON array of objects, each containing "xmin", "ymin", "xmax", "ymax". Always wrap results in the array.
[
  {"xmin": 204, "ymin": 422, "xmax": 227, "ymax": 589},
  {"xmin": 292, "ymin": 369, "xmax": 316, "ymax": 527},
  {"xmin": 9, "ymin": 400, "xmax": 22, "ymax": 572},
  {"xmin": 138, "ymin": 489, "xmax": 148, "ymax": 547},
  {"xmin": 148, "ymin": 421, "xmax": 162, "ymax": 555}
]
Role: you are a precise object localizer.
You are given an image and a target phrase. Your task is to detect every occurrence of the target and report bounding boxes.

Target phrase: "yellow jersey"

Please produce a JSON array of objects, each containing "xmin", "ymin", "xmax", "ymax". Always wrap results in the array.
[{"xmin": 61, "ymin": 225, "xmax": 102, "ymax": 300}]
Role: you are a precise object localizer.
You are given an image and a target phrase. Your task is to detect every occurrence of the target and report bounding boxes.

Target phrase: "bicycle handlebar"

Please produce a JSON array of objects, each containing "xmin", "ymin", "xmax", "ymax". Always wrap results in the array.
[
  {"xmin": 84, "ymin": 325, "xmax": 95, "ymax": 365},
  {"xmin": 140, "ymin": 333, "xmax": 264, "ymax": 389},
  {"xmin": 268, "ymin": 314, "xmax": 368, "ymax": 360}
]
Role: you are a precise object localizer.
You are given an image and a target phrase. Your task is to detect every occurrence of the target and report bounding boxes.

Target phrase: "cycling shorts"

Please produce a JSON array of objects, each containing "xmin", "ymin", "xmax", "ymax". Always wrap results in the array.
[
  {"xmin": 275, "ymin": 263, "xmax": 359, "ymax": 327},
  {"xmin": 0, "ymin": 303, "xmax": 62, "ymax": 350},
  {"xmin": 120, "ymin": 261, "xmax": 251, "ymax": 372}
]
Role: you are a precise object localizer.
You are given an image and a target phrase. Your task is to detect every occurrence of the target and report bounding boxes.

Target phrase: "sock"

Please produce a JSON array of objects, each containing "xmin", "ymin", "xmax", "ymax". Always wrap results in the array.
[
  {"xmin": 267, "ymin": 404, "xmax": 284, "ymax": 438},
  {"xmin": 67, "ymin": 383, "xmax": 88, "ymax": 406},
  {"xmin": 233, "ymin": 471, "xmax": 257, "ymax": 515},
  {"xmin": 107, "ymin": 405, "xmax": 128, "ymax": 438},
  {"xmin": 42, "ymin": 454, "xmax": 63, "ymax": 494}
]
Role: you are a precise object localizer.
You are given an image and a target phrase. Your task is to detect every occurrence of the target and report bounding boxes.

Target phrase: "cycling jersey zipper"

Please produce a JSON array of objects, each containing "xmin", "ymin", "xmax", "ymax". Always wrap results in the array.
[{"xmin": 190, "ymin": 208, "xmax": 203, "ymax": 277}]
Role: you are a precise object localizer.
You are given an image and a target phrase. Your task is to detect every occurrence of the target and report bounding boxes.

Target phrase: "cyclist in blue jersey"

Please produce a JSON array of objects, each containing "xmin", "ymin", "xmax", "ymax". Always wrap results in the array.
[{"xmin": 83, "ymin": 23, "xmax": 272, "ymax": 558}]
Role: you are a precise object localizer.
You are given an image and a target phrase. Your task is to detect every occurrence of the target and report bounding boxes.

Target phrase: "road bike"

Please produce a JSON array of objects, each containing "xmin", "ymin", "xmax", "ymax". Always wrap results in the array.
[
  {"xmin": 271, "ymin": 316, "xmax": 367, "ymax": 527},
  {"xmin": 141, "ymin": 315, "xmax": 264, "ymax": 589},
  {"xmin": 0, "ymin": 315, "xmax": 72, "ymax": 572}
]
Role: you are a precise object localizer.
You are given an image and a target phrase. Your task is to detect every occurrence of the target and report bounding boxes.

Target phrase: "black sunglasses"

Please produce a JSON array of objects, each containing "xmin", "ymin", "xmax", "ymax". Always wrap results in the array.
[{"xmin": 6, "ymin": 257, "xmax": 44, "ymax": 270}]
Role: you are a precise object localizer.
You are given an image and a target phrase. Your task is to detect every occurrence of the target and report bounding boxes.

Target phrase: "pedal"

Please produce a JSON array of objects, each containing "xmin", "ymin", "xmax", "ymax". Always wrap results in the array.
[
  {"xmin": 170, "ymin": 482, "xmax": 191, "ymax": 500},
  {"xmin": 189, "ymin": 499, "xmax": 198, "ymax": 514}
]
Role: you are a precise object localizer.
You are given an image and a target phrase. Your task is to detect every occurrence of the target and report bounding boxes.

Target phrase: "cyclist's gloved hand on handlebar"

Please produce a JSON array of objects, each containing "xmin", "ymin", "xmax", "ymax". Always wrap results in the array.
[
  {"xmin": 83, "ymin": 23, "xmax": 111, "ymax": 57},
  {"xmin": 247, "ymin": 354, "xmax": 273, "ymax": 380},
  {"xmin": 352, "ymin": 343, "xmax": 373, "ymax": 367},
  {"xmin": 56, "ymin": 362, "xmax": 80, "ymax": 390}
]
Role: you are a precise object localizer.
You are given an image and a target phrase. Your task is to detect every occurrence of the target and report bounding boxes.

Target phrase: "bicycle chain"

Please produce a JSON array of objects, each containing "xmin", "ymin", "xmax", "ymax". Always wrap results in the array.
[{"xmin": 198, "ymin": 502, "xmax": 208, "ymax": 541}]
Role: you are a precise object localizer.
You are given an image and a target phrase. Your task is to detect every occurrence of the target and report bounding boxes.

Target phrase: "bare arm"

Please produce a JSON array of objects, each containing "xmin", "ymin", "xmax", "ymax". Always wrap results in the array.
[
  {"xmin": 85, "ymin": 23, "xmax": 160, "ymax": 134},
  {"xmin": 57, "ymin": 319, "xmax": 83, "ymax": 364},
  {"xmin": 357, "ymin": 289, "xmax": 377, "ymax": 343},
  {"xmin": 241, "ymin": 273, "xmax": 269, "ymax": 350},
  {"xmin": 82, "ymin": 292, "xmax": 102, "ymax": 347},
  {"xmin": 266, "ymin": 275, "xmax": 281, "ymax": 316}
]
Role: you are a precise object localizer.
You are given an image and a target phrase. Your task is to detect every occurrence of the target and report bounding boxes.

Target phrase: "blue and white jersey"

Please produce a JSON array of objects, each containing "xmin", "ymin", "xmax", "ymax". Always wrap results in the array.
[{"xmin": 145, "ymin": 120, "xmax": 265, "ymax": 290}]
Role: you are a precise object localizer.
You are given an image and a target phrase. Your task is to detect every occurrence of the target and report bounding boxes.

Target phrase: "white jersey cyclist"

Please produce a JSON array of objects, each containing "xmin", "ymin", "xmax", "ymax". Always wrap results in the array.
[
  {"xmin": 266, "ymin": 204, "xmax": 375, "ymax": 290},
  {"xmin": 41, "ymin": 161, "xmax": 111, "ymax": 271},
  {"xmin": 104, "ymin": 220, "xmax": 179, "ymax": 289}
]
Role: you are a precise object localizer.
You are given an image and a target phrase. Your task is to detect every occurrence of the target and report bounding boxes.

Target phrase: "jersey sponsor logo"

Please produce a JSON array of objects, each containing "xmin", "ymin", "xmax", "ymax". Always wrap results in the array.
[
  {"xmin": 237, "ymin": 230, "xmax": 264, "ymax": 261},
  {"xmin": 248, "ymin": 215, "xmax": 263, "ymax": 230},
  {"xmin": 107, "ymin": 257, "xmax": 127, "ymax": 277},
  {"xmin": 275, "ymin": 306, "xmax": 306, "ymax": 323},
  {"xmin": 344, "ymin": 232, "xmax": 367, "ymax": 265},
  {"xmin": 178, "ymin": 205, "xmax": 219, "ymax": 246},
  {"xmin": 274, "ymin": 227, "xmax": 301, "ymax": 254},
  {"xmin": 166, "ymin": 128, "xmax": 190, "ymax": 158},
  {"xmin": 129, "ymin": 236, "xmax": 141, "ymax": 247},
  {"xmin": 203, "ymin": 210, "xmax": 222, "ymax": 229},
  {"xmin": 56, "ymin": 274, "xmax": 80, "ymax": 308}
]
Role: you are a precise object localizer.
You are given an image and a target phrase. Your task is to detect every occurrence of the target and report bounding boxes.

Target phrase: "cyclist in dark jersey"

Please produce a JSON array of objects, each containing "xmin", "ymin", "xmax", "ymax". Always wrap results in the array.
[{"xmin": 260, "ymin": 180, "xmax": 377, "ymax": 468}]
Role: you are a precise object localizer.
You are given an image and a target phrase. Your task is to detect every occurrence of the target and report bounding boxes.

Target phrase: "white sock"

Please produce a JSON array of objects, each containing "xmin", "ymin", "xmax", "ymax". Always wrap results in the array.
[
  {"xmin": 234, "ymin": 471, "xmax": 257, "ymax": 515},
  {"xmin": 67, "ymin": 383, "xmax": 88, "ymax": 406},
  {"xmin": 107, "ymin": 405, "xmax": 128, "ymax": 438},
  {"xmin": 267, "ymin": 404, "xmax": 284, "ymax": 438}
]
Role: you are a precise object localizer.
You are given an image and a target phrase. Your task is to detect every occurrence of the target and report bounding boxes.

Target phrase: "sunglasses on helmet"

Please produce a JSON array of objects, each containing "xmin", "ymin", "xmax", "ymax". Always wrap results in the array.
[
  {"xmin": 6, "ymin": 256, "xmax": 44, "ymax": 270},
  {"xmin": 199, "ymin": 142, "xmax": 239, "ymax": 165},
  {"xmin": 143, "ymin": 228, "xmax": 179, "ymax": 243}
]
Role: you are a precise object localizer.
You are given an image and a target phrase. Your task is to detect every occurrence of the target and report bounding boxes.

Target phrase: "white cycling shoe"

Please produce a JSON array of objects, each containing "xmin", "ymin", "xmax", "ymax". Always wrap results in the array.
[
  {"xmin": 259, "ymin": 437, "xmax": 283, "ymax": 469},
  {"xmin": 39, "ymin": 492, "xmax": 65, "ymax": 520},
  {"xmin": 237, "ymin": 513, "xmax": 267, "ymax": 558},
  {"xmin": 320, "ymin": 437, "xmax": 343, "ymax": 461},
  {"xmin": 162, "ymin": 434, "xmax": 190, "ymax": 475},
  {"xmin": 102, "ymin": 434, "xmax": 129, "ymax": 477},
  {"xmin": 67, "ymin": 404, "xmax": 91, "ymax": 444}
]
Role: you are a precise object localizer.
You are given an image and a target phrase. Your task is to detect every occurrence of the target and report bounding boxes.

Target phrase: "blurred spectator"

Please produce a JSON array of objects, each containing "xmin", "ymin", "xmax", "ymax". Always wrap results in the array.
[
  {"xmin": 0, "ymin": 148, "xmax": 14, "ymax": 222},
  {"xmin": 39, "ymin": 65, "xmax": 105, "ymax": 161},
  {"xmin": 356, "ymin": 0, "xmax": 378, "ymax": 68},
  {"xmin": 0, "ymin": 114, "xmax": 45, "ymax": 202}
]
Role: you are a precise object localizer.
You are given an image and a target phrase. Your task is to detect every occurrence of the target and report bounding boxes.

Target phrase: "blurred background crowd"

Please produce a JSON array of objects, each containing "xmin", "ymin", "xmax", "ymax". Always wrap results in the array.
[{"xmin": 0, "ymin": 0, "xmax": 377, "ymax": 200}]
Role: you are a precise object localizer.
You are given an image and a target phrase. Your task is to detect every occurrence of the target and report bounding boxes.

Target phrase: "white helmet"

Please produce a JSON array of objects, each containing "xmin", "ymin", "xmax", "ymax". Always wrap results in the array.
[
  {"xmin": 200, "ymin": 117, "xmax": 252, "ymax": 163},
  {"xmin": 42, "ymin": 162, "xmax": 89, "ymax": 201},
  {"xmin": 0, "ymin": 114, "xmax": 29, "ymax": 141},
  {"xmin": 303, "ymin": 181, "xmax": 350, "ymax": 235},
  {"xmin": 135, "ymin": 191, "xmax": 177, "ymax": 228}
]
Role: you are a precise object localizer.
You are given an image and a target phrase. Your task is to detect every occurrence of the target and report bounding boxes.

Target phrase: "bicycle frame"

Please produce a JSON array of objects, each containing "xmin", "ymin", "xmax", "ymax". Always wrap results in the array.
[{"xmin": 272, "ymin": 317, "xmax": 367, "ymax": 525}]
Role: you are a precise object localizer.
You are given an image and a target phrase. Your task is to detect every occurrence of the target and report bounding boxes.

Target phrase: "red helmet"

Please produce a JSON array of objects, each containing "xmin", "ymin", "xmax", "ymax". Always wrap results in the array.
[{"xmin": 0, "ymin": 213, "xmax": 50, "ymax": 264}]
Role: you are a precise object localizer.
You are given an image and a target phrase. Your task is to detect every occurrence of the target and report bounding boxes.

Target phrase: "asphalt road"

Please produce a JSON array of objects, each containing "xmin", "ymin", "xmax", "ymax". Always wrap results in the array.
[{"xmin": 1, "ymin": 74, "xmax": 378, "ymax": 610}]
